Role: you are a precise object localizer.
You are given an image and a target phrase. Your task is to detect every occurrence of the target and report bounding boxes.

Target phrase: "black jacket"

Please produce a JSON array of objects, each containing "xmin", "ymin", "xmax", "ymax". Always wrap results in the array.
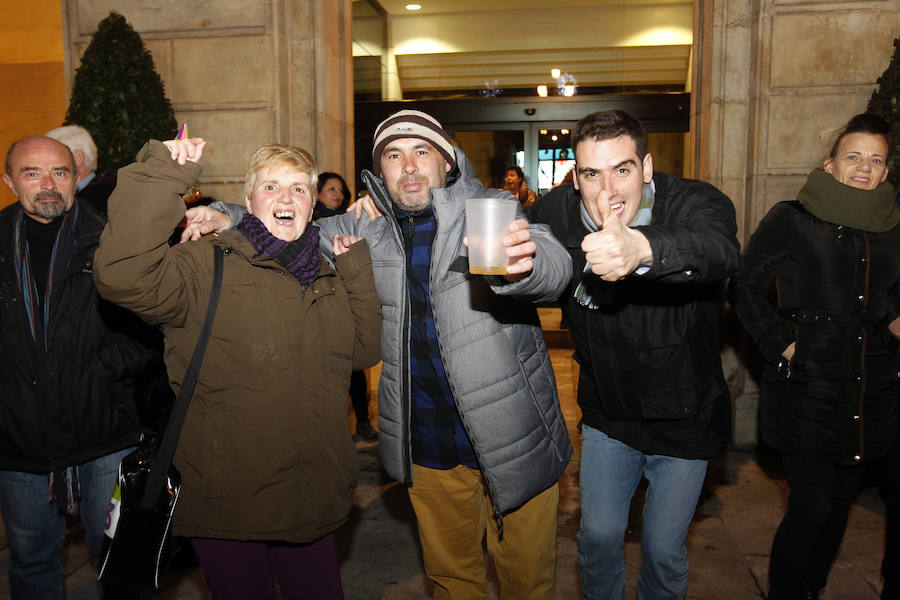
[
  {"xmin": 728, "ymin": 201, "xmax": 900, "ymax": 464},
  {"xmin": 78, "ymin": 173, "xmax": 116, "ymax": 217},
  {"xmin": 0, "ymin": 199, "xmax": 161, "ymax": 473},
  {"xmin": 529, "ymin": 173, "xmax": 739, "ymax": 458}
]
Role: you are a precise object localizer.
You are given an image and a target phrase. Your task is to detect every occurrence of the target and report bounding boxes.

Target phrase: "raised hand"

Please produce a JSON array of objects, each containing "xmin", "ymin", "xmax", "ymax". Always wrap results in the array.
[
  {"xmin": 163, "ymin": 137, "xmax": 206, "ymax": 165},
  {"xmin": 581, "ymin": 190, "xmax": 651, "ymax": 281}
]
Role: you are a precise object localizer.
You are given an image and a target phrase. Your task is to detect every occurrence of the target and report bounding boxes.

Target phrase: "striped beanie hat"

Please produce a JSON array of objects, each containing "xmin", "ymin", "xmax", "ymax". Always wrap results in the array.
[{"xmin": 371, "ymin": 110, "xmax": 456, "ymax": 176}]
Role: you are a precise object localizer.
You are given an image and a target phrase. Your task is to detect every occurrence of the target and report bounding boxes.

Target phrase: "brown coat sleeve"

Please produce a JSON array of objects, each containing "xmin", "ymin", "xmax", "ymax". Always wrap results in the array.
[
  {"xmin": 93, "ymin": 140, "xmax": 202, "ymax": 327},
  {"xmin": 333, "ymin": 239, "xmax": 382, "ymax": 370}
]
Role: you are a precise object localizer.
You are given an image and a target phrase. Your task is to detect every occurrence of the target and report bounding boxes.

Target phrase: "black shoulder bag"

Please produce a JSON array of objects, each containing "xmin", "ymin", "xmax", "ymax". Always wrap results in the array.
[{"xmin": 98, "ymin": 245, "xmax": 225, "ymax": 589}]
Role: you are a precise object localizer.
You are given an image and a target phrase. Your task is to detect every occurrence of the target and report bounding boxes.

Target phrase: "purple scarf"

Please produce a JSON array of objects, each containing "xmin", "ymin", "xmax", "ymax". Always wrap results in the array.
[{"xmin": 235, "ymin": 212, "xmax": 321, "ymax": 289}]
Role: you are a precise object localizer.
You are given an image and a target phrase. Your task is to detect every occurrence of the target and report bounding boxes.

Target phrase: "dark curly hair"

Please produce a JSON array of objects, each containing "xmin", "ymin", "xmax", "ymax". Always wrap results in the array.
[{"xmin": 570, "ymin": 109, "xmax": 648, "ymax": 159}]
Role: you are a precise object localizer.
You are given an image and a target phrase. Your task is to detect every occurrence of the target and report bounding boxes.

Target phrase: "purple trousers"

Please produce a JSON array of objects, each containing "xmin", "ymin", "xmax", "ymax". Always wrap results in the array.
[{"xmin": 191, "ymin": 534, "xmax": 344, "ymax": 600}]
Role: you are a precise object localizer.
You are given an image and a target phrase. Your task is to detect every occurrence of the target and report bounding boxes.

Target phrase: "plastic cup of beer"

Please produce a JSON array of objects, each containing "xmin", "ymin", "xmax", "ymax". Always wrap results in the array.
[{"xmin": 465, "ymin": 197, "xmax": 518, "ymax": 275}]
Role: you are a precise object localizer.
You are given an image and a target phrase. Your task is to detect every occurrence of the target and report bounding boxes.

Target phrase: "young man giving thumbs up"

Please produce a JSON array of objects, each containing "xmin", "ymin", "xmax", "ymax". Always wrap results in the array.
[{"xmin": 529, "ymin": 109, "xmax": 740, "ymax": 600}]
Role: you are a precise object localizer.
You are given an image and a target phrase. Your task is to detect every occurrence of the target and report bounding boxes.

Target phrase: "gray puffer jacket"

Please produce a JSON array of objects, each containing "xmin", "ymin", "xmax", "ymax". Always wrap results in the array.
[{"xmin": 323, "ymin": 148, "xmax": 573, "ymax": 515}]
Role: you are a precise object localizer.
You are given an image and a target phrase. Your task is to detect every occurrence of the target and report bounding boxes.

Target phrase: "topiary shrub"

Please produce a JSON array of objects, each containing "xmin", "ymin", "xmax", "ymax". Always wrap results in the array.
[
  {"xmin": 867, "ymin": 37, "xmax": 900, "ymax": 189},
  {"xmin": 65, "ymin": 12, "xmax": 177, "ymax": 177}
]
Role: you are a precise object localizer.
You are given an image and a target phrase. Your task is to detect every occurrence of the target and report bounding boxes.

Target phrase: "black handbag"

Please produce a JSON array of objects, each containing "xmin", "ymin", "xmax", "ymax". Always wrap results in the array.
[{"xmin": 98, "ymin": 245, "xmax": 224, "ymax": 589}]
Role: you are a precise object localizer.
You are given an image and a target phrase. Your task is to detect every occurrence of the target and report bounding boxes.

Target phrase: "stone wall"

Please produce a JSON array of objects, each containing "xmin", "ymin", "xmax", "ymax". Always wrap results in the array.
[
  {"xmin": 696, "ymin": 0, "xmax": 900, "ymax": 447},
  {"xmin": 0, "ymin": 0, "xmax": 67, "ymax": 209},
  {"xmin": 699, "ymin": 0, "xmax": 898, "ymax": 243},
  {"xmin": 61, "ymin": 0, "xmax": 354, "ymax": 203}
]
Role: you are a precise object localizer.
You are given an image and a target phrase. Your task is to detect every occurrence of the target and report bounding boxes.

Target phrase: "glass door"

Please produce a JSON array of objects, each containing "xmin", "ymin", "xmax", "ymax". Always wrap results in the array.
[
  {"xmin": 451, "ymin": 123, "xmax": 686, "ymax": 196},
  {"xmin": 453, "ymin": 122, "xmax": 575, "ymax": 196},
  {"xmin": 453, "ymin": 129, "xmax": 525, "ymax": 190},
  {"xmin": 536, "ymin": 128, "xmax": 575, "ymax": 194}
]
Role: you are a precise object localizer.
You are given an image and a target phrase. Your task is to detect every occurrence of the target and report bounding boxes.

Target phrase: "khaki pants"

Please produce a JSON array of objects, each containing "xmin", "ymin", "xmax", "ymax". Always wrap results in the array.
[{"xmin": 408, "ymin": 463, "xmax": 559, "ymax": 600}]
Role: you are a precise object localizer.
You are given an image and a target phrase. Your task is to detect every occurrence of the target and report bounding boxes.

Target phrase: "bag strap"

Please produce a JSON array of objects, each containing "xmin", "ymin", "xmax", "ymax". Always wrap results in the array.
[{"xmin": 140, "ymin": 245, "xmax": 225, "ymax": 510}]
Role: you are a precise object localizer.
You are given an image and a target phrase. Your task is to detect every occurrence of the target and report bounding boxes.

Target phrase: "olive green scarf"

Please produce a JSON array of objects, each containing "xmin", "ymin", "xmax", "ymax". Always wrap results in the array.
[{"xmin": 798, "ymin": 168, "xmax": 899, "ymax": 232}]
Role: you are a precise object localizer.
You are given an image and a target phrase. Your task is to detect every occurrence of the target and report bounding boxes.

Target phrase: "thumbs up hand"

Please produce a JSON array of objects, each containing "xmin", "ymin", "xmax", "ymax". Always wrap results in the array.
[{"xmin": 581, "ymin": 191, "xmax": 652, "ymax": 282}]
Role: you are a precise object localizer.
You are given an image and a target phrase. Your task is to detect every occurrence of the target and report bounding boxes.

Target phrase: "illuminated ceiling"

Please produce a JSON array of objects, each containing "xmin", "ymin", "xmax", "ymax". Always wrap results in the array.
[
  {"xmin": 353, "ymin": 0, "xmax": 694, "ymax": 98},
  {"xmin": 372, "ymin": 0, "xmax": 689, "ymax": 14}
]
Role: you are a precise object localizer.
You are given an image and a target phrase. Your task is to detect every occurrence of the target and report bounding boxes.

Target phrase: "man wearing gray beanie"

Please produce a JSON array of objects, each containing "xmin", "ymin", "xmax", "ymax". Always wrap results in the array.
[{"xmin": 195, "ymin": 108, "xmax": 573, "ymax": 599}]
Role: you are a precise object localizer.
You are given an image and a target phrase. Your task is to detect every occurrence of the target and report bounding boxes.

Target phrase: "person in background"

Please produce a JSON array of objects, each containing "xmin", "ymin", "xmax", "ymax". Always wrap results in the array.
[
  {"xmin": 314, "ymin": 171, "xmax": 353, "ymax": 218},
  {"xmin": 529, "ymin": 108, "xmax": 739, "ymax": 600},
  {"xmin": 94, "ymin": 136, "xmax": 382, "ymax": 600},
  {"xmin": 729, "ymin": 113, "xmax": 900, "ymax": 600},
  {"xmin": 504, "ymin": 165, "xmax": 537, "ymax": 208},
  {"xmin": 0, "ymin": 135, "xmax": 163, "ymax": 599},
  {"xmin": 316, "ymin": 171, "xmax": 377, "ymax": 441},
  {"xmin": 45, "ymin": 125, "xmax": 115, "ymax": 216}
]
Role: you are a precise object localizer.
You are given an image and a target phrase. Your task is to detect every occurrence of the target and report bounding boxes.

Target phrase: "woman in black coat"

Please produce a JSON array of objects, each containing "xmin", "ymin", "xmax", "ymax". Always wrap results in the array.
[{"xmin": 729, "ymin": 113, "xmax": 900, "ymax": 600}]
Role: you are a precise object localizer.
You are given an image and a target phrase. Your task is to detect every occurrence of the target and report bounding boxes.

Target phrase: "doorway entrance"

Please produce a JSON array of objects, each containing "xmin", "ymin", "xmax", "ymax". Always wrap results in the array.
[{"xmin": 354, "ymin": 94, "xmax": 690, "ymax": 196}]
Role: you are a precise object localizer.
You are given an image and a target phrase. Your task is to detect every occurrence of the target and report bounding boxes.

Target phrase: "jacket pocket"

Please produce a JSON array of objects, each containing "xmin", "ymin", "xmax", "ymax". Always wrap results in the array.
[{"xmin": 517, "ymin": 330, "xmax": 568, "ymax": 463}]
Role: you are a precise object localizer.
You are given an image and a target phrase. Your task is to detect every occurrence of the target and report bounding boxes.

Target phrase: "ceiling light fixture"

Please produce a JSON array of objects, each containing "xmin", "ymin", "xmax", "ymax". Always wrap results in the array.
[
  {"xmin": 480, "ymin": 80, "xmax": 502, "ymax": 98},
  {"xmin": 405, "ymin": 3, "xmax": 422, "ymax": 10},
  {"xmin": 538, "ymin": 72, "xmax": 578, "ymax": 98}
]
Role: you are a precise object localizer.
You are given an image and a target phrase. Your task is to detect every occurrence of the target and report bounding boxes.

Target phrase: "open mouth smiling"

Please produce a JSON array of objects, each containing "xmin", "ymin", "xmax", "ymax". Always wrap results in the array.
[{"xmin": 274, "ymin": 210, "xmax": 295, "ymax": 224}]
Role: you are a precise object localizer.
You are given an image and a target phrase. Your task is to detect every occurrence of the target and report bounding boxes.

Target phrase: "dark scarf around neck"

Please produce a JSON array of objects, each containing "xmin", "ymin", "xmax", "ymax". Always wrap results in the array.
[
  {"xmin": 313, "ymin": 201, "xmax": 345, "ymax": 219},
  {"xmin": 14, "ymin": 202, "xmax": 80, "ymax": 350},
  {"xmin": 798, "ymin": 168, "xmax": 900, "ymax": 232},
  {"xmin": 235, "ymin": 212, "xmax": 321, "ymax": 289},
  {"xmin": 12, "ymin": 203, "xmax": 82, "ymax": 515}
]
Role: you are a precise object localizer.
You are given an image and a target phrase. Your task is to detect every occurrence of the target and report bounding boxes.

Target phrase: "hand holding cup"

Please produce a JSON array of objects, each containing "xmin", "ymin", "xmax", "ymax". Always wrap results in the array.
[{"xmin": 465, "ymin": 197, "xmax": 519, "ymax": 275}]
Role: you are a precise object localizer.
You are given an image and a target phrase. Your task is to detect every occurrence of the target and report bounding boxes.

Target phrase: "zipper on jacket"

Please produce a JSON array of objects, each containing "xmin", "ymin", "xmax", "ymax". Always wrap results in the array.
[
  {"xmin": 855, "ymin": 232, "xmax": 872, "ymax": 463},
  {"xmin": 401, "ymin": 277, "xmax": 413, "ymax": 483},
  {"xmin": 855, "ymin": 328, "xmax": 867, "ymax": 463},
  {"xmin": 425, "ymin": 192, "xmax": 509, "ymax": 536},
  {"xmin": 370, "ymin": 173, "xmax": 415, "ymax": 484}
]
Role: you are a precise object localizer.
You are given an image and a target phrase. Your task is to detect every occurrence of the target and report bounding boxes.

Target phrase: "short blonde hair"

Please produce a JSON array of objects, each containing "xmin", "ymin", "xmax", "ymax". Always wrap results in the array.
[{"xmin": 243, "ymin": 144, "xmax": 318, "ymax": 201}]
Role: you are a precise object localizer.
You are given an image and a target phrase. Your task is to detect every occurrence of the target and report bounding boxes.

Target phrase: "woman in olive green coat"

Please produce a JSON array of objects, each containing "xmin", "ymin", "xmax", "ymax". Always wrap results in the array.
[{"xmin": 94, "ymin": 136, "xmax": 382, "ymax": 600}]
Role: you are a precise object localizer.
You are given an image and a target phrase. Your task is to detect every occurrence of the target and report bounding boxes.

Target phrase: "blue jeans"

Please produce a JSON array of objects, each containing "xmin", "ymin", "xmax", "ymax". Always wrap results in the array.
[
  {"xmin": 0, "ymin": 448, "xmax": 132, "ymax": 600},
  {"xmin": 577, "ymin": 425, "xmax": 707, "ymax": 600}
]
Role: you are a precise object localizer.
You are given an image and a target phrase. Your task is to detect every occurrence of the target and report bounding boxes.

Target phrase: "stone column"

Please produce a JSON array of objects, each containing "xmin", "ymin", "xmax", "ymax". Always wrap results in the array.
[{"xmin": 61, "ymin": 0, "xmax": 354, "ymax": 203}]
